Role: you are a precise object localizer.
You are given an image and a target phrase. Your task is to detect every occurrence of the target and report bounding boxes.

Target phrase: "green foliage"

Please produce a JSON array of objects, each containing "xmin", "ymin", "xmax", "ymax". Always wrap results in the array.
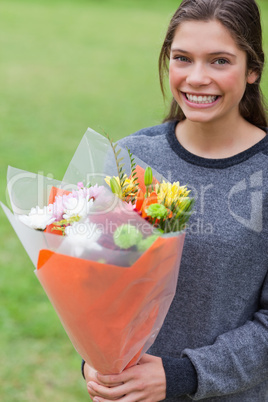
[
  {"xmin": 127, "ymin": 148, "xmax": 139, "ymax": 202},
  {"xmin": 105, "ymin": 134, "xmax": 126, "ymax": 192},
  {"xmin": 106, "ymin": 136, "xmax": 140, "ymax": 202},
  {"xmin": 163, "ymin": 197, "xmax": 195, "ymax": 233}
]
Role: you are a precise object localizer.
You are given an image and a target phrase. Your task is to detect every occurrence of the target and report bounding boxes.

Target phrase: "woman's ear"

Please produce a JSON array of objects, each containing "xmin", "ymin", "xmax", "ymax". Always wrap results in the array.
[{"xmin": 247, "ymin": 70, "xmax": 259, "ymax": 84}]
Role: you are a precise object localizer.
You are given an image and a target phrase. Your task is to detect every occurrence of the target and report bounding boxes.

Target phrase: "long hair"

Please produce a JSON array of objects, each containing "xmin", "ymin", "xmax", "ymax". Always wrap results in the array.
[{"xmin": 159, "ymin": 0, "xmax": 267, "ymax": 127}]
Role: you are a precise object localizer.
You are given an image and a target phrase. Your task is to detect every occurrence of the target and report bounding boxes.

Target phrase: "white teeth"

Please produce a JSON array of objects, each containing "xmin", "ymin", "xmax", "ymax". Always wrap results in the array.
[{"xmin": 186, "ymin": 93, "xmax": 218, "ymax": 104}]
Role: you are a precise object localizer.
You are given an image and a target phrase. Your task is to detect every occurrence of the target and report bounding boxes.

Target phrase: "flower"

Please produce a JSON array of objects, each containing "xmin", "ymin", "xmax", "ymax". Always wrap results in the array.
[
  {"xmin": 146, "ymin": 203, "xmax": 169, "ymax": 220},
  {"xmin": 113, "ymin": 224, "xmax": 143, "ymax": 249},
  {"xmin": 18, "ymin": 205, "xmax": 55, "ymax": 230},
  {"xmin": 144, "ymin": 167, "xmax": 153, "ymax": 187},
  {"xmin": 105, "ymin": 175, "xmax": 137, "ymax": 200},
  {"xmin": 65, "ymin": 219, "xmax": 102, "ymax": 242},
  {"xmin": 52, "ymin": 184, "xmax": 104, "ymax": 221},
  {"xmin": 63, "ymin": 219, "xmax": 103, "ymax": 257},
  {"xmin": 134, "ymin": 190, "xmax": 158, "ymax": 219},
  {"xmin": 63, "ymin": 196, "xmax": 94, "ymax": 220},
  {"xmin": 104, "ymin": 144, "xmax": 194, "ymax": 233},
  {"xmin": 156, "ymin": 181, "xmax": 190, "ymax": 208},
  {"xmin": 137, "ymin": 234, "xmax": 160, "ymax": 252}
]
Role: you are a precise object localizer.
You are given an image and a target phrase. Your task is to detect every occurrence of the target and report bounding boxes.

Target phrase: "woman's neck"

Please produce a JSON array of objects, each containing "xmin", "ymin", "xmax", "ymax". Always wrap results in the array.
[{"xmin": 175, "ymin": 116, "xmax": 265, "ymax": 159}]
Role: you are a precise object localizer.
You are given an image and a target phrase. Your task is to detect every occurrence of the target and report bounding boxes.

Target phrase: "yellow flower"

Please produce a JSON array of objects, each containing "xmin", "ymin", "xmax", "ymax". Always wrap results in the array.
[
  {"xmin": 155, "ymin": 181, "xmax": 190, "ymax": 208},
  {"xmin": 105, "ymin": 175, "xmax": 137, "ymax": 199}
]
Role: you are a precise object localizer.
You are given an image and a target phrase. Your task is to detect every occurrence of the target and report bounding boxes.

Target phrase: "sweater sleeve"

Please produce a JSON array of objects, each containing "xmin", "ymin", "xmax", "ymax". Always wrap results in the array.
[
  {"xmin": 182, "ymin": 271, "xmax": 268, "ymax": 399},
  {"xmin": 161, "ymin": 356, "xmax": 198, "ymax": 398},
  {"xmin": 81, "ymin": 359, "xmax": 86, "ymax": 379}
]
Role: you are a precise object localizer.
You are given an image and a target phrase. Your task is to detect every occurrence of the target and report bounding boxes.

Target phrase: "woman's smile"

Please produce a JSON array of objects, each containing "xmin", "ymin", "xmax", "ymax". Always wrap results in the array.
[{"xmin": 182, "ymin": 92, "xmax": 221, "ymax": 107}]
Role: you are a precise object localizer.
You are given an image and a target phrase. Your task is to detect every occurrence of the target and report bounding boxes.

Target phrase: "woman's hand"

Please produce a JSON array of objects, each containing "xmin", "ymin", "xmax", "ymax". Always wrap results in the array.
[
  {"xmin": 84, "ymin": 362, "xmax": 125, "ymax": 400},
  {"xmin": 85, "ymin": 354, "xmax": 166, "ymax": 402}
]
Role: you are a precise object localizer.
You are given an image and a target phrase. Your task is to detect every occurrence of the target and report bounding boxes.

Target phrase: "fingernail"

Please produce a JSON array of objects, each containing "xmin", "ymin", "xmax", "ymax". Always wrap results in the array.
[{"xmin": 93, "ymin": 399, "xmax": 99, "ymax": 402}]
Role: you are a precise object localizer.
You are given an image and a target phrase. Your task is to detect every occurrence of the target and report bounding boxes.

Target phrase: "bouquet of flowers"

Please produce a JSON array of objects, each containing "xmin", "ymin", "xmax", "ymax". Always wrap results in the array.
[{"xmin": 1, "ymin": 127, "xmax": 194, "ymax": 374}]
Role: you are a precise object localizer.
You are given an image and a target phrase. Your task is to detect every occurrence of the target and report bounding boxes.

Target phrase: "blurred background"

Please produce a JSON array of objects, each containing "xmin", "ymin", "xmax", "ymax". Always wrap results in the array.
[{"xmin": 0, "ymin": 0, "xmax": 267, "ymax": 400}]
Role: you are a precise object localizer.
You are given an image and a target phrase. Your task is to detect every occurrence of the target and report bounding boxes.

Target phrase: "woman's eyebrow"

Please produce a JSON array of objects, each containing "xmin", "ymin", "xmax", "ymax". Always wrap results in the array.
[
  {"xmin": 208, "ymin": 51, "xmax": 237, "ymax": 58},
  {"xmin": 170, "ymin": 48, "xmax": 189, "ymax": 53},
  {"xmin": 170, "ymin": 48, "xmax": 236, "ymax": 58}
]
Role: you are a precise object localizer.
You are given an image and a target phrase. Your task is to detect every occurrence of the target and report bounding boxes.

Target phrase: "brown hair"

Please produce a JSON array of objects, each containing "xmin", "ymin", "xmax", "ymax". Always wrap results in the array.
[{"xmin": 159, "ymin": 0, "xmax": 267, "ymax": 127}]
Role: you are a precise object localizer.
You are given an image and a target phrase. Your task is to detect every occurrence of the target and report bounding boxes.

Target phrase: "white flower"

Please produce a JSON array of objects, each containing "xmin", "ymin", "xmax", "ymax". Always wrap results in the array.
[
  {"xmin": 64, "ymin": 219, "xmax": 103, "ymax": 257},
  {"xmin": 65, "ymin": 220, "xmax": 102, "ymax": 242},
  {"xmin": 63, "ymin": 196, "xmax": 94, "ymax": 220},
  {"xmin": 18, "ymin": 205, "xmax": 55, "ymax": 230}
]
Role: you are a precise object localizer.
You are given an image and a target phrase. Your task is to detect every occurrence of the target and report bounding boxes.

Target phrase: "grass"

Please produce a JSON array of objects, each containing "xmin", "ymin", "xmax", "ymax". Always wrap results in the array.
[{"xmin": 0, "ymin": 0, "xmax": 268, "ymax": 401}]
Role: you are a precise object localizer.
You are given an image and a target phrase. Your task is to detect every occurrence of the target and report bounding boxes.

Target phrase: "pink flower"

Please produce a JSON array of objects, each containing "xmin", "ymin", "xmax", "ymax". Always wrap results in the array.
[{"xmin": 52, "ymin": 185, "xmax": 105, "ymax": 221}]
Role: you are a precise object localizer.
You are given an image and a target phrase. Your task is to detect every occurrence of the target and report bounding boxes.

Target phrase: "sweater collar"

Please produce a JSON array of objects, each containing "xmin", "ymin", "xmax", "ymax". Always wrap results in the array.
[{"xmin": 166, "ymin": 121, "xmax": 268, "ymax": 169}]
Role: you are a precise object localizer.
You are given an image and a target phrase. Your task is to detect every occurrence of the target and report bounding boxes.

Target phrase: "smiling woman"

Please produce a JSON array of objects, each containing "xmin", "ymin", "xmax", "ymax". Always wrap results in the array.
[
  {"xmin": 1, "ymin": 0, "xmax": 268, "ymax": 401},
  {"xmin": 83, "ymin": 1, "xmax": 268, "ymax": 401},
  {"xmin": 168, "ymin": 19, "xmax": 265, "ymax": 159}
]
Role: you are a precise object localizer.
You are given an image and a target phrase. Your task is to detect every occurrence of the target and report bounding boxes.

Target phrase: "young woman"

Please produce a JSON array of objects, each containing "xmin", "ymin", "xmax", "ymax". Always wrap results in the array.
[{"xmin": 83, "ymin": 0, "xmax": 268, "ymax": 400}]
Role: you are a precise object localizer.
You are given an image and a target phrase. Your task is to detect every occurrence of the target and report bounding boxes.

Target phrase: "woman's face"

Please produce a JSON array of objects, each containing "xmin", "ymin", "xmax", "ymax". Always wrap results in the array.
[{"xmin": 169, "ymin": 19, "xmax": 257, "ymax": 125}]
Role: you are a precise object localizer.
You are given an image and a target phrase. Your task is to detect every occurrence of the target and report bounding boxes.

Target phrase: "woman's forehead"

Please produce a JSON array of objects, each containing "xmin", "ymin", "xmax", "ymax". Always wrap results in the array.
[{"xmin": 171, "ymin": 20, "xmax": 244, "ymax": 56}]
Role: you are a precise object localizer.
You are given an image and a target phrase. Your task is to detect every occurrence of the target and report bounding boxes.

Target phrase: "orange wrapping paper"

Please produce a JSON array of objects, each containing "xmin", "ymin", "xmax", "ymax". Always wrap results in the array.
[{"xmin": 36, "ymin": 233, "xmax": 185, "ymax": 374}]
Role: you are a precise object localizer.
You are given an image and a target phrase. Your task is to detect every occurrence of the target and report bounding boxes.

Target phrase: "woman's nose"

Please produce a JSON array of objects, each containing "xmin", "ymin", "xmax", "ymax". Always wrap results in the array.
[{"xmin": 186, "ymin": 63, "xmax": 211, "ymax": 87}]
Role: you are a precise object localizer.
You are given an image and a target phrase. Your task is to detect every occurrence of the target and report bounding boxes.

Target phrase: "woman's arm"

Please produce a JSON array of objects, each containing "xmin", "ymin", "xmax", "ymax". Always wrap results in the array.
[{"xmin": 180, "ymin": 272, "xmax": 268, "ymax": 399}]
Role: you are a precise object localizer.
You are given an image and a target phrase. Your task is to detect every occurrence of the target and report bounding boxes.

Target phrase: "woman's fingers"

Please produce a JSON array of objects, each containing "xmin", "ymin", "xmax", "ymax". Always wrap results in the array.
[
  {"xmin": 87, "ymin": 381, "xmax": 127, "ymax": 400},
  {"xmin": 84, "ymin": 362, "xmax": 98, "ymax": 383},
  {"xmin": 96, "ymin": 372, "xmax": 129, "ymax": 387}
]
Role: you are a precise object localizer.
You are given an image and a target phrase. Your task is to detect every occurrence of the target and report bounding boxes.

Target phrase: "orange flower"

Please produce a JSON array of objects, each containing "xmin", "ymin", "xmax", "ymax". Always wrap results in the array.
[
  {"xmin": 135, "ymin": 189, "xmax": 159, "ymax": 219},
  {"xmin": 135, "ymin": 189, "xmax": 145, "ymax": 212}
]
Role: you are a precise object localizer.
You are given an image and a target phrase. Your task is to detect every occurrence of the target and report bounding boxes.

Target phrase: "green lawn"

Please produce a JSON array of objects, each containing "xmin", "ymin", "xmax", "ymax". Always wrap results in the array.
[{"xmin": 0, "ymin": 0, "xmax": 268, "ymax": 401}]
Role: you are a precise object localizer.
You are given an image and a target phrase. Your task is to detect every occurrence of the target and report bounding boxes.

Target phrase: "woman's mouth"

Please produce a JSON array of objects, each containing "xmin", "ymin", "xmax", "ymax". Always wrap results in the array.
[{"xmin": 184, "ymin": 93, "xmax": 219, "ymax": 104}]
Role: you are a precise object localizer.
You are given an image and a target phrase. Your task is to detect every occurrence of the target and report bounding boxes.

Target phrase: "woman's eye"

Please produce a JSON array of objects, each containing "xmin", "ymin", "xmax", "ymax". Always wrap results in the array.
[
  {"xmin": 174, "ymin": 56, "xmax": 190, "ymax": 62},
  {"xmin": 214, "ymin": 58, "xmax": 229, "ymax": 65}
]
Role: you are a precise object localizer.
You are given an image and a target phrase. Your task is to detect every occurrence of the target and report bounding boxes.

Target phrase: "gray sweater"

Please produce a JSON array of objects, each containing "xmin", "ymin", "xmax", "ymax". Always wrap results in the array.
[{"xmin": 118, "ymin": 121, "xmax": 268, "ymax": 401}]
